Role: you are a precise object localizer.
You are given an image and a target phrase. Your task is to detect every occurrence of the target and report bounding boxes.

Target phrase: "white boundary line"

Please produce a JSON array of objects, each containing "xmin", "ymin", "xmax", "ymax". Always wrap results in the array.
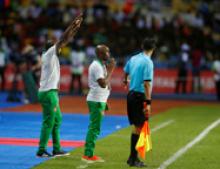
[
  {"xmin": 111, "ymin": 119, "xmax": 175, "ymax": 138},
  {"xmin": 76, "ymin": 164, "xmax": 88, "ymax": 169},
  {"xmin": 151, "ymin": 120, "xmax": 175, "ymax": 133},
  {"xmin": 158, "ymin": 118, "xmax": 220, "ymax": 169}
]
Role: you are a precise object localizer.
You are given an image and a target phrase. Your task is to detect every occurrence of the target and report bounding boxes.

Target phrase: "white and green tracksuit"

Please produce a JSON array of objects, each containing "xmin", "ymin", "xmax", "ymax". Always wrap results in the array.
[
  {"xmin": 37, "ymin": 45, "xmax": 62, "ymax": 154},
  {"xmin": 84, "ymin": 59, "xmax": 110, "ymax": 157}
]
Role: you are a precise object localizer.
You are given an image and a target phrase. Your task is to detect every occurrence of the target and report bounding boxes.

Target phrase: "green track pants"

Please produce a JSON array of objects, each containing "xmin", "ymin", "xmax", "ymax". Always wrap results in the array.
[
  {"xmin": 37, "ymin": 89, "xmax": 62, "ymax": 153},
  {"xmin": 84, "ymin": 101, "xmax": 107, "ymax": 157}
]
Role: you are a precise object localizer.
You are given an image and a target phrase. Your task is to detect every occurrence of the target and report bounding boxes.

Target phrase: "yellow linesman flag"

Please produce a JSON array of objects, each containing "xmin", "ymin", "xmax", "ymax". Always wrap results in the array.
[{"xmin": 136, "ymin": 121, "xmax": 152, "ymax": 159}]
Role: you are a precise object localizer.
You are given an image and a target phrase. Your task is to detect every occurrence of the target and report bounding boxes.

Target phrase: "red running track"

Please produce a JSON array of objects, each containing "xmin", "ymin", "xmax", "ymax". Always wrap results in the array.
[{"xmin": 0, "ymin": 138, "xmax": 84, "ymax": 147}]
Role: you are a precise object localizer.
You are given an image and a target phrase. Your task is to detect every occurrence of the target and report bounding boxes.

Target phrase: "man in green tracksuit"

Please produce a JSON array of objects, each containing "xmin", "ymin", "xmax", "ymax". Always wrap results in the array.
[
  {"xmin": 82, "ymin": 45, "xmax": 116, "ymax": 162},
  {"xmin": 36, "ymin": 14, "xmax": 83, "ymax": 157}
]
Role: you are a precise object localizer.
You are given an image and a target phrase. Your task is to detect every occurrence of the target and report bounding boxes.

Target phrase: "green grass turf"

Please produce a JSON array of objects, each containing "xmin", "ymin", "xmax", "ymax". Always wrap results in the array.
[{"xmin": 33, "ymin": 105, "xmax": 220, "ymax": 169}]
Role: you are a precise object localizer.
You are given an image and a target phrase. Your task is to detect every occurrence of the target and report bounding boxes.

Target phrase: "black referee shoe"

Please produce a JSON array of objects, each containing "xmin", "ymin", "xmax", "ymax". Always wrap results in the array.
[
  {"xmin": 127, "ymin": 157, "xmax": 147, "ymax": 168},
  {"xmin": 52, "ymin": 150, "xmax": 70, "ymax": 157},
  {"xmin": 36, "ymin": 151, "xmax": 52, "ymax": 158}
]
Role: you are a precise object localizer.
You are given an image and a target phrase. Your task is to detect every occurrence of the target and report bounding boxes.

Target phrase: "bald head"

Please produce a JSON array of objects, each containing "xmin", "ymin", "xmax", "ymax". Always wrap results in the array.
[{"xmin": 95, "ymin": 44, "xmax": 110, "ymax": 61}]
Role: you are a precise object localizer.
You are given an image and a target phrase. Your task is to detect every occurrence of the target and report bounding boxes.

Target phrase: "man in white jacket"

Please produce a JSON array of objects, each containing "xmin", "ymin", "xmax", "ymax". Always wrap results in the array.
[
  {"xmin": 37, "ymin": 14, "xmax": 83, "ymax": 157},
  {"xmin": 82, "ymin": 45, "xmax": 116, "ymax": 162}
]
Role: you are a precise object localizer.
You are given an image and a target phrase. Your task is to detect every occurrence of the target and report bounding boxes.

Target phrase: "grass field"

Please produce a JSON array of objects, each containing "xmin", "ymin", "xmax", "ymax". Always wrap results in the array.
[{"xmin": 33, "ymin": 104, "xmax": 220, "ymax": 169}]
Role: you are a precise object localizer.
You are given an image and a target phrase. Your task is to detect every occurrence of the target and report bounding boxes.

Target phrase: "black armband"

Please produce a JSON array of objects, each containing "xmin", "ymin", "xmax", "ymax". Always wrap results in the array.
[{"xmin": 144, "ymin": 99, "xmax": 151, "ymax": 105}]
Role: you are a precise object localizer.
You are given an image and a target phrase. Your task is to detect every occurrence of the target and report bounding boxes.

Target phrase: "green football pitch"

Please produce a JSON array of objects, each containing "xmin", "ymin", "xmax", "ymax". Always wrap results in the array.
[{"xmin": 33, "ymin": 104, "xmax": 220, "ymax": 169}]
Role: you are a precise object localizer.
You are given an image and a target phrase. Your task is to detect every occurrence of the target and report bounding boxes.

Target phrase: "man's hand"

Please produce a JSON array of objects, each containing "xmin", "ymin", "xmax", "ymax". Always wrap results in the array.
[
  {"xmin": 143, "ymin": 102, "xmax": 151, "ymax": 119},
  {"xmin": 123, "ymin": 73, "xmax": 129, "ymax": 90},
  {"xmin": 67, "ymin": 14, "xmax": 83, "ymax": 41},
  {"xmin": 123, "ymin": 79, "xmax": 128, "ymax": 89},
  {"xmin": 56, "ymin": 13, "xmax": 83, "ymax": 54},
  {"xmin": 106, "ymin": 58, "xmax": 116, "ymax": 73}
]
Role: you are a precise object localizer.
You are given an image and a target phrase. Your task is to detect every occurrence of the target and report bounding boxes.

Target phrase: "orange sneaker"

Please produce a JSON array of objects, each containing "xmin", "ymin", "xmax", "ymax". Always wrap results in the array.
[{"xmin": 81, "ymin": 155, "xmax": 105, "ymax": 163}]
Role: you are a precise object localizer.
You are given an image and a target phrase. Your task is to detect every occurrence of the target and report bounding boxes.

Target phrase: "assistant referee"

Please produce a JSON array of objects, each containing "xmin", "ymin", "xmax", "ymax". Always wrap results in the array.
[{"xmin": 123, "ymin": 36, "xmax": 156, "ymax": 167}]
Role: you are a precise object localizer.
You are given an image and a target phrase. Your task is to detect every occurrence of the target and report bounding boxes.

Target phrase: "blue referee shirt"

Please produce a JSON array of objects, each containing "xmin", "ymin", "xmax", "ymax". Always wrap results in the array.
[{"xmin": 124, "ymin": 52, "xmax": 154, "ymax": 93}]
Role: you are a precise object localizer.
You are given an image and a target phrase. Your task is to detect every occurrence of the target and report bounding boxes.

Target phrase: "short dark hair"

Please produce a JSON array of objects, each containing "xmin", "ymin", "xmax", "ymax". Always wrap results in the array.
[{"xmin": 142, "ymin": 36, "xmax": 157, "ymax": 51}]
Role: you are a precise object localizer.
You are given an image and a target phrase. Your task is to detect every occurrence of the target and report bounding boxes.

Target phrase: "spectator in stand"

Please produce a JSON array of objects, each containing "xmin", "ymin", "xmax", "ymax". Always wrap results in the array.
[
  {"xmin": 0, "ymin": 47, "xmax": 6, "ymax": 91},
  {"xmin": 191, "ymin": 44, "xmax": 203, "ymax": 93},
  {"xmin": 1, "ymin": 0, "xmax": 220, "ymax": 95},
  {"xmin": 7, "ymin": 43, "xmax": 23, "ymax": 102},
  {"xmin": 175, "ymin": 42, "xmax": 190, "ymax": 94},
  {"xmin": 31, "ymin": 54, "xmax": 41, "ymax": 85},
  {"xmin": 20, "ymin": 44, "xmax": 40, "ymax": 103},
  {"xmin": 69, "ymin": 46, "xmax": 86, "ymax": 94},
  {"xmin": 212, "ymin": 55, "xmax": 220, "ymax": 101}
]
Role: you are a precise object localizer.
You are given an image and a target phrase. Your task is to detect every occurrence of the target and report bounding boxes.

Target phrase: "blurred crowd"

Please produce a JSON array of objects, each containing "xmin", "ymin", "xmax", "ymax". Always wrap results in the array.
[{"xmin": 0, "ymin": 0, "xmax": 220, "ymax": 96}]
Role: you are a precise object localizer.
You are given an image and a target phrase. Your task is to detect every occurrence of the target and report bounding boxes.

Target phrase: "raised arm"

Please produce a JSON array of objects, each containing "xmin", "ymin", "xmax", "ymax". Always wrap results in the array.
[{"xmin": 56, "ymin": 14, "xmax": 83, "ymax": 55}]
